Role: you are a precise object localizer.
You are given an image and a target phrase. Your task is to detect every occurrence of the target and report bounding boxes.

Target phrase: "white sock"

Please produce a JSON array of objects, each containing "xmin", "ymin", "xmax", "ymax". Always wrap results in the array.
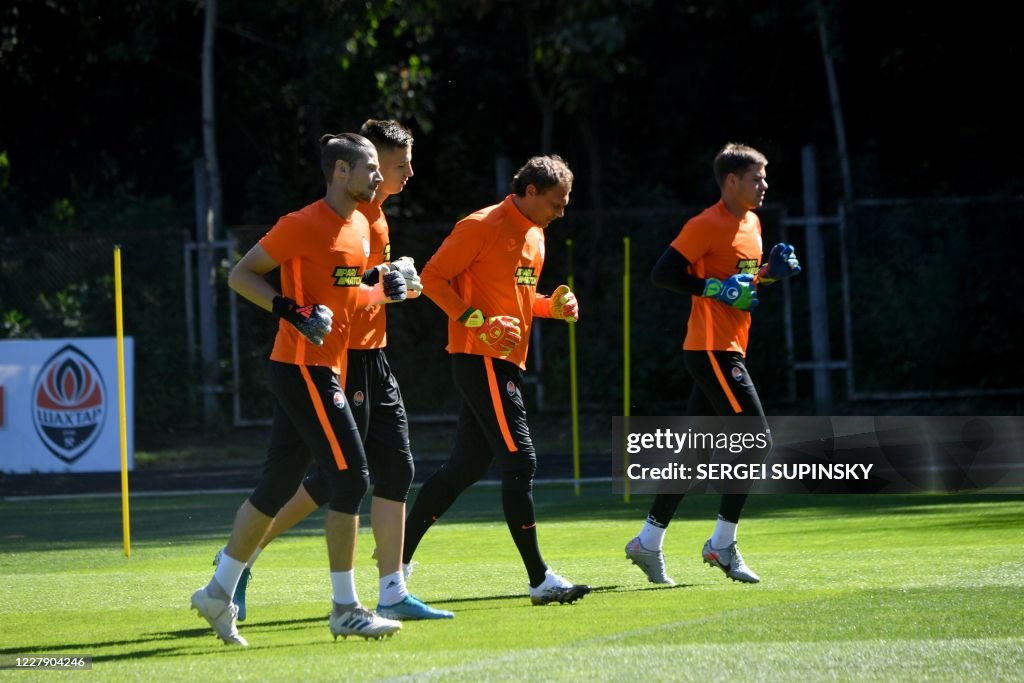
[
  {"xmin": 710, "ymin": 516, "xmax": 738, "ymax": 549},
  {"xmin": 535, "ymin": 568, "xmax": 567, "ymax": 590},
  {"xmin": 378, "ymin": 571, "xmax": 408, "ymax": 606},
  {"xmin": 213, "ymin": 552, "xmax": 246, "ymax": 597},
  {"xmin": 638, "ymin": 521, "xmax": 666, "ymax": 551},
  {"xmin": 246, "ymin": 547, "xmax": 263, "ymax": 568},
  {"xmin": 331, "ymin": 570, "xmax": 358, "ymax": 606}
]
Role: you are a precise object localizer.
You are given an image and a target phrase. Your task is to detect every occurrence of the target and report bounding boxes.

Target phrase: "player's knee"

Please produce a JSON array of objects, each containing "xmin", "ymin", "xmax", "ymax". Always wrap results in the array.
[
  {"xmin": 501, "ymin": 455, "xmax": 536, "ymax": 492},
  {"xmin": 325, "ymin": 469, "xmax": 370, "ymax": 514},
  {"xmin": 373, "ymin": 457, "xmax": 414, "ymax": 502},
  {"xmin": 442, "ymin": 459, "xmax": 489, "ymax": 492},
  {"xmin": 250, "ymin": 467, "xmax": 307, "ymax": 517},
  {"xmin": 302, "ymin": 471, "xmax": 331, "ymax": 508}
]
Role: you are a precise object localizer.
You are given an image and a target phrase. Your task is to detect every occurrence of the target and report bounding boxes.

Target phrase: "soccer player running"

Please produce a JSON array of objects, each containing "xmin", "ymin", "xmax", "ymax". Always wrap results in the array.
[
  {"xmin": 212, "ymin": 120, "xmax": 452, "ymax": 622},
  {"xmin": 624, "ymin": 143, "xmax": 801, "ymax": 586},
  {"xmin": 191, "ymin": 133, "xmax": 409, "ymax": 646},
  {"xmin": 402, "ymin": 155, "xmax": 591, "ymax": 606}
]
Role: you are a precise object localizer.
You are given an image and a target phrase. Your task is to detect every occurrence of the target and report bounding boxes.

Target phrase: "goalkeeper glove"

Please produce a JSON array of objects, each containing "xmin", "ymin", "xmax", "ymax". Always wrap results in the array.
[
  {"xmin": 361, "ymin": 264, "xmax": 407, "ymax": 304},
  {"xmin": 549, "ymin": 284, "xmax": 579, "ymax": 322},
  {"xmin": 389, "ymin": 256, "xmax": 423, "ymax": 298},
  {"xmin": 459, "ymin": 307, "xmax": 522, "ymax": 357},
  {"xmin": 756, "ymin": 243, "xmax": 801, "ymax": 284},
  {"xmin": 702, "ymin": 274, "xmax": 758, "ymax": 311},
  {"xmin": 272, "ymin": 296, "xmax": 333, "ymax": 345}
]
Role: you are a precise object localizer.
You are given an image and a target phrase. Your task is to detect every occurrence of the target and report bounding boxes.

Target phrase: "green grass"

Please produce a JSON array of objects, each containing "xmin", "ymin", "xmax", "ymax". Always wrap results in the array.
[{"xmin": 1, "ymin": 487, "xmax": 1023, "ymax": 681}]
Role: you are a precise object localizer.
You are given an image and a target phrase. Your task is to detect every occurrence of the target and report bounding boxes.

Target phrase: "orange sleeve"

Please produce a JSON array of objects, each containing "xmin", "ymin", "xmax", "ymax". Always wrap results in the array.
[
  {"xmin": 669, "ymin": 216, "xmax": 712, "ymax": 265},
  {"xmin": 421, "ymin": 218, "xmax": 490, "ymax": 320},
  {"xmin": 260, "ymin": 213, "xmax": 304, "ymax": 264},
  {"xmin": 531, "ymin": 295, "xmax": 553, "ymax": 318}
]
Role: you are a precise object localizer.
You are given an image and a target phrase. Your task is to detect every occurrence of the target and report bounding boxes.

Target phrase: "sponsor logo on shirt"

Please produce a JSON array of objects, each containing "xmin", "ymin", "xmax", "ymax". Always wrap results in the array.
[
  {"xmin": 333, "ymin": 266, "xmax": 361, "ymax": 286},
  {"xmin": 515, "ymin": 266, "xmax": 538, "ymax": 286},
  {"xmin": 736, "ymin": 258, "xmax": 759, "ymax": 275}
]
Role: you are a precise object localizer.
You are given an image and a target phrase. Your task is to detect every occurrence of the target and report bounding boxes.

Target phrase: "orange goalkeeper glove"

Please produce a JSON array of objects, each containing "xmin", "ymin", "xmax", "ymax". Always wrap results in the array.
[
  {"xmin": 549, "ymin": 284, "xmax": 578, "ymax": 322},
  {"xmin": 459, "ymin": 307, "xmax": 522, "ymax": 357}
]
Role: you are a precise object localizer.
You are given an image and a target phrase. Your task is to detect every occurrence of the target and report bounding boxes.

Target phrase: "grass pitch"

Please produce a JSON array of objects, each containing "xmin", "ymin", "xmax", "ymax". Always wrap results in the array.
[{"xmin": 1, "ymin": 485, "xmax": 1023, "ymax": 681}]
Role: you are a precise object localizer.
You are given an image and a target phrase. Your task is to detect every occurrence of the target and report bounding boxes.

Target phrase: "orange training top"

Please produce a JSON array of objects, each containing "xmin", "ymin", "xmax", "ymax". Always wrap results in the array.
[
  {"xmin": 421, "ymin": 195, "xmax": 546, "ymax": 370},
  {"xmin": 670, "ymin": 199, "xmax": 762, "ymax": 354},
  {"xmin": 348, "ymin": 201, "xmax": 390, "ymax": 350},
  {"xmin": 260, "ymin": 198, "xmax": 371, "ymax": 378}
]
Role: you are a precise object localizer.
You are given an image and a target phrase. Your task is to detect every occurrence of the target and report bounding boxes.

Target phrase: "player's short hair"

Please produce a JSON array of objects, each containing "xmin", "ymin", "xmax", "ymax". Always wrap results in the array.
[
  {"xmin": 320, "ymin": 133, "xmax": 375, "ymax": 183},
  {"xmin": 713, "ymin": 143, "xmax": 768, "ymax": 187},
  {"xmin": 510, "ymin": 155, "xmax": 574, "ymax": 196},
  {"xmin": 359, "ymin": 119, "xmax": 414, "ymax": 151}
]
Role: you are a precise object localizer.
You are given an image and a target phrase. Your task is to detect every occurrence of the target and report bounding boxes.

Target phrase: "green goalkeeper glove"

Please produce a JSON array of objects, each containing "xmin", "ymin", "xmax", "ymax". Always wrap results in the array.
[{"xmin": 702, "ymin": 274, "xmax": 758, "ymax": 311}]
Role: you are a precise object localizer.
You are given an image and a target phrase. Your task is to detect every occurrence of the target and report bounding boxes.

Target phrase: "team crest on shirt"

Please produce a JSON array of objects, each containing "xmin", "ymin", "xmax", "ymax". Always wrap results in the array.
[
  {"xmin": 362, "ymin": 237, "xmax": 371, "ymax": 258},
  {"xmin": 353, "ymin": 390, "xmax": 365, "ymax": 407},
  {"xmin": 506, "ymin": 380, "xmax": 516, "ymax": 397},
  {"xmin": 731, "ymin": 367, "xmax": 744, "ymax": 382},
  {"xmin": 333, "ymin": 391, "xmax": 346, "ymax": 409}
]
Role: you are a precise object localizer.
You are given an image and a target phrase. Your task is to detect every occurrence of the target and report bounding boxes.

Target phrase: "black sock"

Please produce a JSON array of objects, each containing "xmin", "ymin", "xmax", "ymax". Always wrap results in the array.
[
  {"xmin": 647, "ymin": 493, "xmax": 685, "ymax": 527},
  {"xmin": 718, "ymin": 494, "xmax": 748, "ymax": 523},
  {"xmin": 403, "ymin": 465, "xmax": 462, "ymax": 564},
  {"xmin": 502, "ymin": 483, "xmax": 547, "ymax": 587}
]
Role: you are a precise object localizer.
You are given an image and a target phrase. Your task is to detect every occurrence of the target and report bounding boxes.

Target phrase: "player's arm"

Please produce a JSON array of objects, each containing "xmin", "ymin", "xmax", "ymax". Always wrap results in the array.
[
  {"xmin": 229, "ymin": 244, "xmax": 334, "ymax": 345},
  {"xmin": 650, "ymin": 247, "xmax": 706, "ymax": 296},
  {"xmin": 532, "ymin": 284, "xmax": 579, "ymax": 322},
  {"xmin": 229, "ymin": 243, "xmax": 283, "ymax": 312},
  {"xmin": 420, "ymin": 220, "xmax": 488, "ymax": 321},
  {"xmin": 650, "ymin": 246, "xmax": 757, "ymax": 311},
  {"xmin": 421, "ymin": 221, "xmax": 522, "ymax": 356}
]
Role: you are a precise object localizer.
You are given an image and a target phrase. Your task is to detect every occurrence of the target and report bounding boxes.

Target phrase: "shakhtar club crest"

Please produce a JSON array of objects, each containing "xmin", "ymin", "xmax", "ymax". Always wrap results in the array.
[{"xmin": 32, "ymin": 344, "xmax": 107, "ymax": 464}]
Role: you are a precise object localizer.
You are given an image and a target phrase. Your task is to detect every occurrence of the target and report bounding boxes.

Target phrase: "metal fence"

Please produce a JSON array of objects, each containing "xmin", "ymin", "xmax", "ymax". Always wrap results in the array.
[{"xmin": 4, "ymin": 193, "xmax": 1021, "ymax": 440}]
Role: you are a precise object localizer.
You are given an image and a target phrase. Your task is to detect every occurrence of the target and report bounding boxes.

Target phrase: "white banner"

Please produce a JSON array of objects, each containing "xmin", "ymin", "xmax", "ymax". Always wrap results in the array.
[{"xmin": 0, "ymin": 338, "xmax": 134, "ymax": 474}]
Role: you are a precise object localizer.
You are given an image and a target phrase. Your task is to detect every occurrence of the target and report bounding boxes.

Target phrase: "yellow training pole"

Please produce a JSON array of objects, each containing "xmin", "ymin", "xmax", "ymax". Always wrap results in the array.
[
  {"xmin": 623, "ymin": 236, "xmax": 631, "ymax": 503},
  {"xmin": 114, "ymin": 245, "xmax": 131, "ymax": 558},
  {"xmin": 566, "ymin": 239, "xmax": 580, "ymax": 496}
]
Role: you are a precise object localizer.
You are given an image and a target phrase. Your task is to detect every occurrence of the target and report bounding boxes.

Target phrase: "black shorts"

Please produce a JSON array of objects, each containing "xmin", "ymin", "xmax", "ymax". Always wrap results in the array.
[
  {"xmin": 303, "ymin": 348, "xmax": 414, "ymax": 505},
  {"xmin": 685, "ymin": 349, "xmax": 772, "ymax": 469},
  {"xmin": 249, "ymin": 361, "xmax": 369, "ymax": 515},
  {"xmin": 442, "ymin": 353, "xmax": 537, "ymax": 484},
  {"xmin": 684, "ymin": 350, "xmax": 766, "ymax": 418}
]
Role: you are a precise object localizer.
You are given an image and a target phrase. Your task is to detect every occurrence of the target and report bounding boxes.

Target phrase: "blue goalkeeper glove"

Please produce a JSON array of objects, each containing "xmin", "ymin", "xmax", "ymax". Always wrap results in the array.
[
  {"xmin": 702, "ymin": 274, "xmax": 758, "ymax": 311},
  {"xmin": 272, "ymin": 296, "xmax": 333, "ymax": 345},
  {"xmin": 756, "ymin": 243, "xmax": 801, "ymax": 284}
]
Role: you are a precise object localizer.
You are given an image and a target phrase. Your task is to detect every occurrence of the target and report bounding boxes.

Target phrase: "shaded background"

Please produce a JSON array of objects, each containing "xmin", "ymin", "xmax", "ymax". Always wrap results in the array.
[{"xmin": 2, "ymin": 0, "xmax": 1021, "ymax": 449}]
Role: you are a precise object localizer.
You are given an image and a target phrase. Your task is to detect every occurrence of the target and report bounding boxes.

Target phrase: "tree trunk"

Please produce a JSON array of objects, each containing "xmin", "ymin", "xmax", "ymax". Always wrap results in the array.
[{"xmin": 198, "ymin": 0, "xmax": 221, "ymax": 426}]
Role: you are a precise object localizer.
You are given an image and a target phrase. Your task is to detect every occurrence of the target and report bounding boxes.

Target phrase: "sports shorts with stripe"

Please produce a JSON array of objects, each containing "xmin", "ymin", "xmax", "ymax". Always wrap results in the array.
[
  {"xmin": 301, "ymin": 348, "xmax": 414, "ymax": 505},
  {"xmin": 685, "ymin": 349, "xmax": 771, "ymax": 498},
  {"xmin": 249, "ymin": 360, "xmax": 369, "ymax": 516},
  {"xmin": 445, "ymin": 353, "xmax": 536, "ymax": 485}
]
